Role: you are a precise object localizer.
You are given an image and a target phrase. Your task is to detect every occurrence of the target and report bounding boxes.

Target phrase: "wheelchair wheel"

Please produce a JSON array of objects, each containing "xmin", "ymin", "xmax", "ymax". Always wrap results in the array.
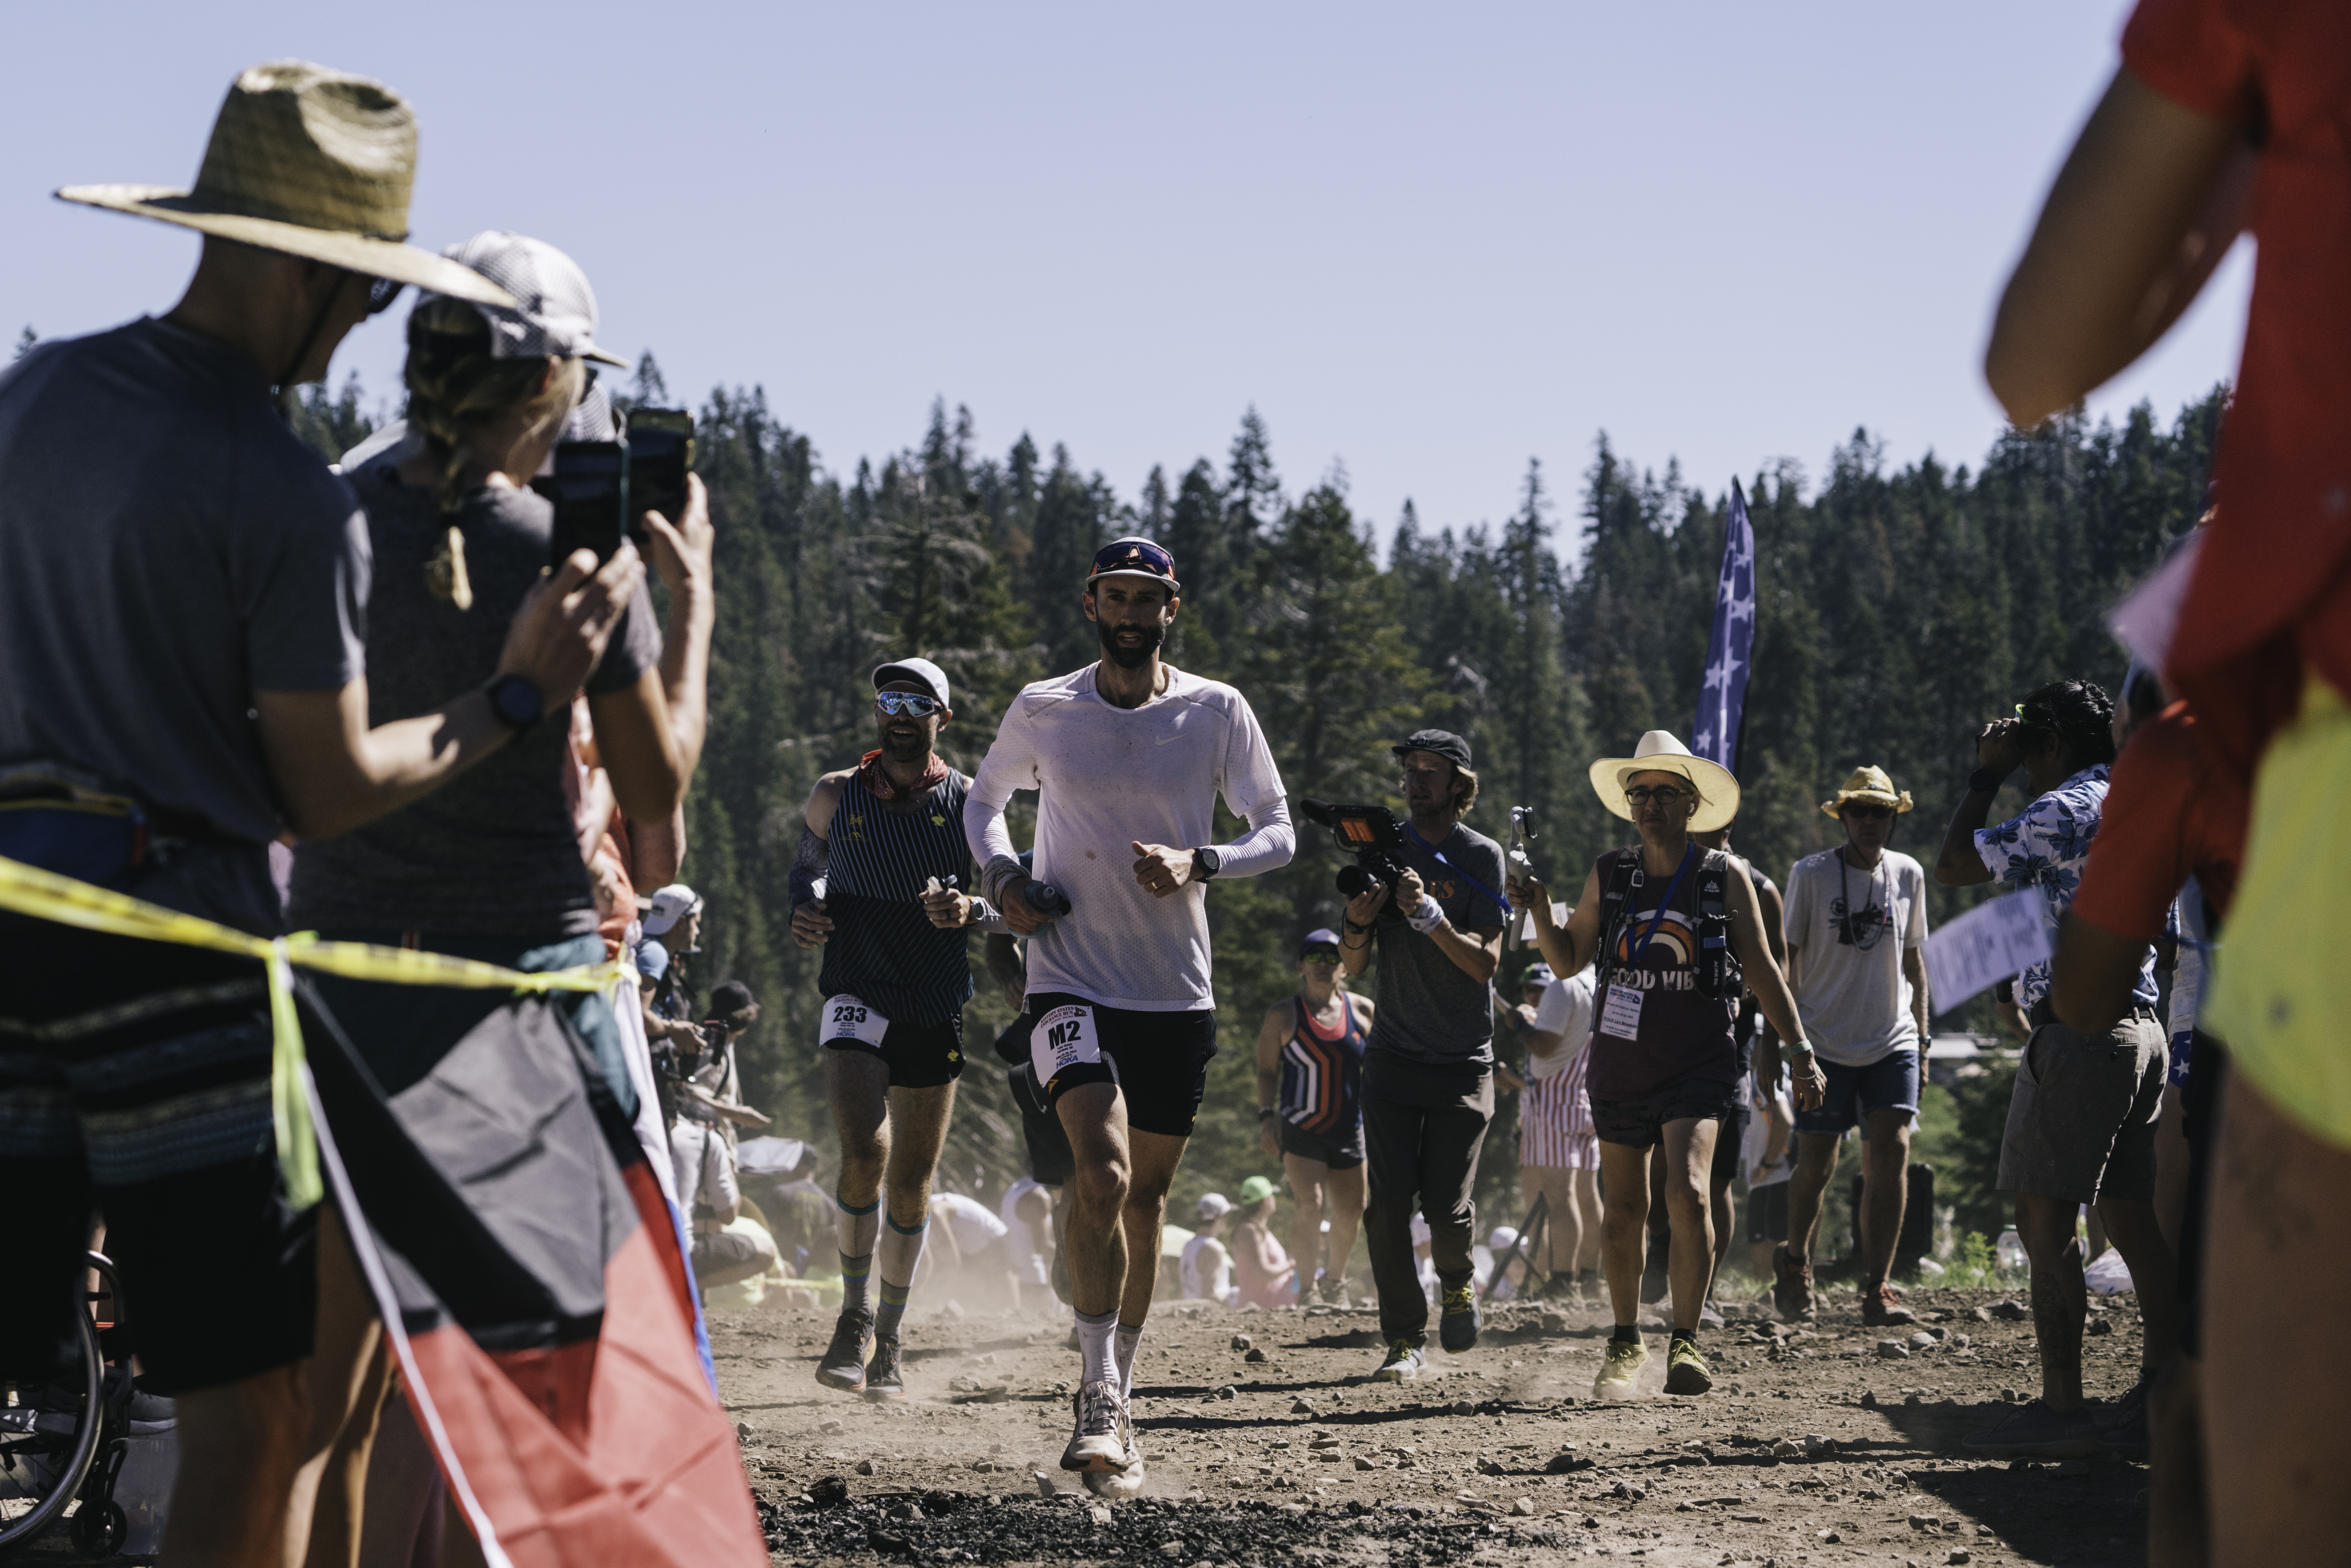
[
  {"xmin": 68, "ymin": 1500, "xmax": 124, "ymax": 1560},
  {"xmin": 0, "ymin": 1288, "xmax": 104, "ymax": 1556}
]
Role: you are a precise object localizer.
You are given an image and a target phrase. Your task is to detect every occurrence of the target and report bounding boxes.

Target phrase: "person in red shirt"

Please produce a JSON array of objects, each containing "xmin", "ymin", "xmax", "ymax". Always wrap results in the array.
[{"xmin": 1988, "ymin": 5, "xmax": 2351, "ymax": 1557}]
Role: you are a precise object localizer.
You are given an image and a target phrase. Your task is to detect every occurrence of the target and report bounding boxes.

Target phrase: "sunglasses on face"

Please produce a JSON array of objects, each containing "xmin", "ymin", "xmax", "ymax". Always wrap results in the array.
[
  {"xmin": 875, "ymin": 692, "xmax": 943, "ymax": 717},
  {"xmin": 1624, "ymin": 786, "xmax": 1689, "ymax": 806},
  {"xmin": 1843, "ymin": 803, "xmax": 1895, "ymax": 821},
  {"xmin": 362, "ymin": 275, "xmax": 405, "ymax": 316},
  {"xmin": 1302, "ymin": 950, "xmax": 1341, "ymax": 965}
]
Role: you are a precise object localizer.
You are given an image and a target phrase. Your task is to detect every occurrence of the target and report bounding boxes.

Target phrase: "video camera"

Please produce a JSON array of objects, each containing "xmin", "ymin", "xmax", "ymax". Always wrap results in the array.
[
  {"xmin": 534, "ymin": 407, "xmax": 698, "ymax": 568},
  {"xmin": 1299, "ymin": 797, "xmax": 1411, "ymax": 920}
]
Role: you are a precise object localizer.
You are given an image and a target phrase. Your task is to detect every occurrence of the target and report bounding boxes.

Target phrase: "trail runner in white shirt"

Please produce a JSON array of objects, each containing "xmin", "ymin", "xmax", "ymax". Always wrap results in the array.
[{"xmin": 964, "ymin": 536, "xmax": 1294, "ymax": 1492}]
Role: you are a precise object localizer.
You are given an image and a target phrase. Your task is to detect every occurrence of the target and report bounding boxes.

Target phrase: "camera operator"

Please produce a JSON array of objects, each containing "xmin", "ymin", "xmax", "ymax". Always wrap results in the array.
[
  {"xmin": 0, "ymin": 66, "xmax": 643, "ymax": 1565},
  {"xmin": 1338, "ymin": 730, "xmax": 1510, "ymax": 1383}
]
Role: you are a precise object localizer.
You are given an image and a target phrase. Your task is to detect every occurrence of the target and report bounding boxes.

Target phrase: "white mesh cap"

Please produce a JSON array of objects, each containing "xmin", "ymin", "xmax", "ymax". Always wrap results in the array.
[{"xmin": 430, "ymin": 230, "xmax": 629, "ymax": 367}]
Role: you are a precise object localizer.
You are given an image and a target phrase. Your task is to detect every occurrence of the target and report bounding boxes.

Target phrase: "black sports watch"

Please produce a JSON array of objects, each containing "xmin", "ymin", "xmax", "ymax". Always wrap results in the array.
[
  {"xmin": 483, "ymin": 673, "xmax": 546, "ymax": 732},
  {"xmin": 1190, "ymin": 846, "xmax": 1222, "ymax": 882},
  {"xmin": 1967, "ymin": 765, "xmax": 2005, "ymax": 792}
]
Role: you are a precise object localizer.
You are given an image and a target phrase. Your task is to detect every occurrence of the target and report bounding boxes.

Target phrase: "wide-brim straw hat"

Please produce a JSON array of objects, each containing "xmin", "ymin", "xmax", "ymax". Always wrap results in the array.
[
  {"xmin": 1587, "ymin": 730, "xmax": 1741, "ymax": 835},
  {"xmin": 1822, "ymin": 764, "xmax": 1914, "ymax": 818},
  {"xmin": 57, "ymin": 60, "xmax": 514, "ymax": 310}
]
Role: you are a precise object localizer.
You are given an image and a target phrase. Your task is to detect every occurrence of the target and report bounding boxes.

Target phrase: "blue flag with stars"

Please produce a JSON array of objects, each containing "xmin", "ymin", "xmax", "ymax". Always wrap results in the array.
[{"xmin": 1692, "ymin": 478, "xmax": 1756, "ymax": 773}]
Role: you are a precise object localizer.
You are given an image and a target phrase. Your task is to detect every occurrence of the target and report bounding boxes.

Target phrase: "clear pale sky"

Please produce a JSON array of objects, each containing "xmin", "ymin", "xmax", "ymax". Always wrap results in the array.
[{"xmin": 1, "ymin": 2, "xmax": 2247, "ymax": 544}]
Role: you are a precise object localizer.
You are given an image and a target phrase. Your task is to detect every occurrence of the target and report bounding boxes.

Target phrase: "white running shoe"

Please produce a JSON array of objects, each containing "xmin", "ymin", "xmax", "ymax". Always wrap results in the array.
[
  {"xmin": 1060, "ymin": 1379, "xmax": 1130, "ymax": 1474},
  {"xmin": 1085, "ymin": 1398, "xmax": 1145, "ymax": 1496}
]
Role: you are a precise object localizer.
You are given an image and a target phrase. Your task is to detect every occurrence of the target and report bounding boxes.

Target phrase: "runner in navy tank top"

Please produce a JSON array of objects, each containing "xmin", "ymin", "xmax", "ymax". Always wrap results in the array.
[
  {"xmin": 1510, "ymin": 731, "xmax": 1816, "ymax": 1405},
  {"xmin": 788, "ymin": 657, "xmax": 1008, "ymax": 1402},
  {"xmin": 1252, "ymin": 929, "xmax": 1376, "ymax": 1306}
]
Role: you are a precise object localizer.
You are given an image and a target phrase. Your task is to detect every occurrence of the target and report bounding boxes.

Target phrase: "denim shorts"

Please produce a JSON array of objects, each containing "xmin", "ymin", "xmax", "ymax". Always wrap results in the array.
[{"xmin": 1795, "ymin": 1046, "xmax": 1920, "ymax": 1137}]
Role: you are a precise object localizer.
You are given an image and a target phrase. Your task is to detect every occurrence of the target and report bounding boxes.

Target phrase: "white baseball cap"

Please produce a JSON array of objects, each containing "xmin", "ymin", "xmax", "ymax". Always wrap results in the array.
[
  {"xmin": 429, "ymin": 230, "xmax": 629, "ymax": 367},
  {"xmin": 1195, "ymin": 1192, "xmax": 1234, "ymax": 1221},
  {"xmin": 641, "ymin": 884, "xmax": 703, "ymax": 937}
]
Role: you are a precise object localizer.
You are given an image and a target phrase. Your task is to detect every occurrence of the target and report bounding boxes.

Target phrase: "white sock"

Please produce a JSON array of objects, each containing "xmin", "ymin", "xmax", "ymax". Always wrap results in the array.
[
  {"xmin": 1114, "ymin": 1322, "xmax": 1143, "ymax": 1400},
  {"xmin": 1075, "ymin": 1308, "xmax": 1119, "ymax": 1389}
]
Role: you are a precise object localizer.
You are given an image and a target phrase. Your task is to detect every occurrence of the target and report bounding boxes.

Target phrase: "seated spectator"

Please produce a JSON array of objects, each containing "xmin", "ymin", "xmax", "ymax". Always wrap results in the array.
[
  {"xmin": 673, "ymin": 982, "xmax": 774, "ymax": 1292},
  {"xmin": 926, "ymin": 1191, "xmax": 1013, "ymax": 1302},
  {"xmin": 1179, "ymin": 1194, "xmax": 1238, "ymax": 1306},
  {"xmin": 1230, "ymin": 1177, "xmax": 1297, "ymax": 1310},
  {"xmin": 999, "ymin": 1177, "xmax": 1056, "ymax": 1312}
]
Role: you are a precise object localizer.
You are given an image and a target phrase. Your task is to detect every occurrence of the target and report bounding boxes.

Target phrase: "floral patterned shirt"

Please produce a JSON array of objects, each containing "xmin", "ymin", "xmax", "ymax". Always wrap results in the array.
[{"xmin": 1974, "ymin": 764, "xmax": 2160, "ymax": 1013}]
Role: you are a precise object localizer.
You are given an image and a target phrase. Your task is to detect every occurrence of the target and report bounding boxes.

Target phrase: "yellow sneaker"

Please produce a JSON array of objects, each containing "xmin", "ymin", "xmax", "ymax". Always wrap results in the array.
[
  {"xmin": 1592, "ymin": 1336, "xmax": 1648, "ymax": 1400},
  {"xmin": 1664, "ymin": 1336, "xmax": 1713, "ymax": 1395}
]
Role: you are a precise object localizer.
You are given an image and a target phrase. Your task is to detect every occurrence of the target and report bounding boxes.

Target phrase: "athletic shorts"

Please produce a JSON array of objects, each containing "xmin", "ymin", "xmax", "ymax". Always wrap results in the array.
[
  {"xmin": 1796, "ymin": 1047, "xmax": 1920, "ymax": 1137},
  {"xmin": 1279, "ymin": 1116, "xmax": 1365, "ymax": 1170},
  {"xmin": 1025, "ymin": 991, "xmax": 1217, "ymax": 1139},
  {"xmin": 819, "ymin": 992, "xmax": 965, "ymax": 1089},
  {"xmin": 1746, "ymin": 1180, "xmax": 1790, "ymax": 1245},
  {"xmin": 1589, "ymin": 1075, "xmax": 1740, "ymax": 1150},
  {"xmin": 1996, "ymin": 1008, "xmax": 2166, "ymax": 1205},
  {"xmin": 0, "ymin": 919, "xmax": 319, "ymax": 1394},
  {"xmin": 2205, "ymin": 672, "xmax": 2351, "ymax": 1145}
]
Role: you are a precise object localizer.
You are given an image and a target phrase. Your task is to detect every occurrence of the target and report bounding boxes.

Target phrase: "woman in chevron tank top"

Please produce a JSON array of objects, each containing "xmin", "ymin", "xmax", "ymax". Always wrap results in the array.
[{"xmin": 1251, "ymin": 929, "xmax": 1376, "ymax": 1305}]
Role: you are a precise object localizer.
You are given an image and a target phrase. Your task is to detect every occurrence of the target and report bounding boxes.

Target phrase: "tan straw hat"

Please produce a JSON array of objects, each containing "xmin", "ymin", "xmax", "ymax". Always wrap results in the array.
[
  {"xmin": 1587, "ymin": 731, "xmax": 1740, "ymax": 835},
  {"xmin": 1821, "ymin": 764, "xmax": 1914, "ymax": 818},
  {"xmin": 56, "ymin": 61, "xmax": 514, "ymax": 309}
]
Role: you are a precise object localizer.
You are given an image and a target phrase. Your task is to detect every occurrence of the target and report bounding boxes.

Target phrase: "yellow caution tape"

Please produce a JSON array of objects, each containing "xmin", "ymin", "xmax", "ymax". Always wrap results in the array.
[{"xmin": 0, "ymin": 854, "xmax": 624, "ymax": 1210}]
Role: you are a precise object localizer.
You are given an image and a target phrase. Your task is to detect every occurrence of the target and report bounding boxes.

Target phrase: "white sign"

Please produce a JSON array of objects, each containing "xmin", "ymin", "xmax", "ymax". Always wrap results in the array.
[
  {"xmin": 1924, "ymin": 886, "xmax": 2051, "ymax": 1015},
  {"xmin": 1515, "ymin": 901, "xmax": 1571, "ymax": 942}
]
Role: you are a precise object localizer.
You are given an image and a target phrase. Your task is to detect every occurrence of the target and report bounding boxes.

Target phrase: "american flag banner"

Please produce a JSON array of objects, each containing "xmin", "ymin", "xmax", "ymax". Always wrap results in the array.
[{"xmin": 1691, "ymin": 478, "xmax": 1757, "ymax": 772}]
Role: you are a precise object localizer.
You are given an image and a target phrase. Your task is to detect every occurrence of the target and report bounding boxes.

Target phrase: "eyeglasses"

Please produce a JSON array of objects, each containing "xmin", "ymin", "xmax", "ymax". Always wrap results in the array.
[
  {"xmin": 875, "ymin": 692, "xmax": 943, "ymax": 717},
  {"xmin": 1624, "ymin": 786, "xmax": 1690, "ymax": 805},
  {"xmin": 1842, "ymin": 803, "xmax": 1894, "ymax": 821}
]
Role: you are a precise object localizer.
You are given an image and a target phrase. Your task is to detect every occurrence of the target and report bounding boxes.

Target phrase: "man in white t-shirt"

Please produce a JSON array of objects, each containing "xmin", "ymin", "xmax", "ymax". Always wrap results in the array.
[
  {"xmin": 965, "ymin": 536, "xmax": 1293, "ymax": 1491},
  {"xmin": 1775, "ymin": 766, "xmax": 1933, "ymax": 1328},
  {"xmin": 1178, "ymin": 1192, "xmax": 1237, "ymax": 1305},
  {"xmin": 1499, "ymin": 962, "xmax": 1601, "ymax": 1298},
  {"xmin": 1000, "ymin": 1176, "xmax": 1056, "ymax": 1310}
]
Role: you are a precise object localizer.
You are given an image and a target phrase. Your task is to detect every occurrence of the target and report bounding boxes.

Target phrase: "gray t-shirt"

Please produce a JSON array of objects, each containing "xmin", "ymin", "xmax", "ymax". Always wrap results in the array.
[
  {"xmin": 1362, "ymin": 821, "xmax": 1508, "ymax": 1070},
  {"xmin": 0, "ymin": 318, "xmax": 371, "ymax": 933},
  {"xmin": 288, "ymin": 458, "xmax": 661, "ymax": 936},
  {"xmin": 1782, "ymin": 847, "xmax": 1930, "ymax": 1067}
]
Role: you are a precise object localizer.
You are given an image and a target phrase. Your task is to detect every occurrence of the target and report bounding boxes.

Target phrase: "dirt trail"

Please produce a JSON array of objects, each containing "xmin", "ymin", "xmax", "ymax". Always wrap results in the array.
[{"xmin": 725, "ymin": 1286, "xmax": 2153, "ymax": 1567}]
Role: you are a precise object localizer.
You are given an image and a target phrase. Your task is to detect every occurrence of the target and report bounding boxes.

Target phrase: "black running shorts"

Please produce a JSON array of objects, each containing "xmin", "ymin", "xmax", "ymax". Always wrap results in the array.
[
  {"xmin": 1024, "ymin": 991, "xmax": 1217, "ymax": 1139},
  {"xmin": 819, "ymin": 993, "xmax": 965, "ymax": 1089},
  {"xmin": 1589, "ymin": 1075, "xmax": 1740, "ymax": 1150},
  {"xmin": 1278, "ymin": 1117, "xmax": 1365, "ymax": 1171}
]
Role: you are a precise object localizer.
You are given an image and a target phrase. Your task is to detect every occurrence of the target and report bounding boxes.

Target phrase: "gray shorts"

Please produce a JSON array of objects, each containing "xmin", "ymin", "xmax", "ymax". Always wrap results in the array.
[{"xmin": 1996, "ymin": 1009, "xmax": 2166, "ymax": 1205}]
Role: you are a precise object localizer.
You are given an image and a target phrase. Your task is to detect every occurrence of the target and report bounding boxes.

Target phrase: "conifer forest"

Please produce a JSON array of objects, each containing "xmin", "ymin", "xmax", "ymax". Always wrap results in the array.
[{"xmin": 289, "ymin": 362, "xmax": 2224, "ymax": 1246}]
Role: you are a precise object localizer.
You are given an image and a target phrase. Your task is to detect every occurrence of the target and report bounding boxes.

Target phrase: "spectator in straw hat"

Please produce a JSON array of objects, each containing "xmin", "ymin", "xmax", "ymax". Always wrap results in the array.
[
  {"xmin": 0, "ymin": 61, "xmax": 641, "ymax": 1565},
  {"xmin": 1514, "ymin": 731, "xmax": 1814, "ymax": 1402},
  {"xmin": 1774, "ymin": 766, "xmax": 1934, "ymax": 1328}
]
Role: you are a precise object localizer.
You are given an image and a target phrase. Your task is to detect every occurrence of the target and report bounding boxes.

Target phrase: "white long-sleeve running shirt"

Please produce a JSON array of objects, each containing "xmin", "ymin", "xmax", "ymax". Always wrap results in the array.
[{"xmin": 965, "ymin": 663, "xmax": 1294, "ymax": 1011}]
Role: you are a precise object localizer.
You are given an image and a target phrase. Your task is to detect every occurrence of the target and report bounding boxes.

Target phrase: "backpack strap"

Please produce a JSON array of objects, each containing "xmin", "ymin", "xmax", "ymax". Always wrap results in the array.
[
  {"xmin": 1695, "ymin": 850, "xmax": 1744, "ymax": 1000},
  {"xmin": 1591, "ymin": 850, "xmax": 1643, "ymax": 992}
]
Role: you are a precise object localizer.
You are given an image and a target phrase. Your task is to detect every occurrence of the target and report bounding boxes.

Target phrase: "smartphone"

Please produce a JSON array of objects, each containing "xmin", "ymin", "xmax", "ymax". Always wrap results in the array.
[
  {"xmin": 626, "ymin": 408, "xmax": 695, "ymax": 532},
  {"xmin": 535, "ymin": 440, "xmax": 630, "ymax": 567}
]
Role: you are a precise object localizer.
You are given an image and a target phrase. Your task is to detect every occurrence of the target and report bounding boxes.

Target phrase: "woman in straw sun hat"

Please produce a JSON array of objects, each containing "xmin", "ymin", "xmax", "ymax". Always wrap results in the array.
[
  {"xmin": 1, "ymin": 60, "xmax": 644, "ymax": 1566},
  {"xmin": 1504, "ymin": 730, "xmax": 1814, "ymax": 1404}
]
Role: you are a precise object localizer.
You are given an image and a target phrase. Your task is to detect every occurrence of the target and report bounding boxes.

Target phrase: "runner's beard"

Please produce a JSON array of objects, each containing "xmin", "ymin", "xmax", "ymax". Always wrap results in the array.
[
  {"xmin": 1100, "ymin": 620, "xmax": 1165, "ymax": 670},
  {"xmin": 880, "ymin": 726, "xmax": 930, "ymax": 764}
]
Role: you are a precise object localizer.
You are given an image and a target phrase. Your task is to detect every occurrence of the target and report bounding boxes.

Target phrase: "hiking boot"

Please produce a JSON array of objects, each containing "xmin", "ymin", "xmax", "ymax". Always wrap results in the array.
[
  {"xmin": 1960, "ymin": 1399, "xmax": 2101, "ymax": 1458},
  {"xmin": 1373, "ymin": 1339, "xmax": 1427, "ymax": 1382},
  {"xmin": 1317, "ymin": 1276, "xmax": 1351, "ymax": 1309},
  {"xmin": 2098, "ymin": 1379, "xmax": 2150, "ymax": 1458},
  {"xmin": 1593, "ymin": 1336, "xmax": 1649, "ymax": 1400},
  {"xmin": 1061, "ymin": 1380, "xmax": 1130, "ymax": 1473},
  {"xmin": 1664, "ymin": 1337, "xmax": 1713, "ymax": 1396},
  {"xmin": 1860, "ymin": 1281, "xmax": 1915, "ymax": 1327},
  {"xmin": 862, "ymin": 1335, "xmax": 906, "ymax": 1402},
  {"xmin": 1439, "ymin": 1281, "xmax": 1481, "ymax": 1353},
  {"xmin": 1772, "ymin": 1244, "xmax": 1816, "ymax": 1324},
  {"xmin": 816, "ymin": 1308, "xmax": 874, "ymax": 1393}
]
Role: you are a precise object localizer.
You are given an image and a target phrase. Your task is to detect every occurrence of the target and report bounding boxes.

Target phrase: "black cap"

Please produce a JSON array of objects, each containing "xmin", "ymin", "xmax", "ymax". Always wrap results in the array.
[
  {"xmin": 1393, "ymin": 729, "xmax": 1473, "ymax": 772},
  {"xmin": 709, "ymin": 980, "xmax": 757, "ymax": 1016}
]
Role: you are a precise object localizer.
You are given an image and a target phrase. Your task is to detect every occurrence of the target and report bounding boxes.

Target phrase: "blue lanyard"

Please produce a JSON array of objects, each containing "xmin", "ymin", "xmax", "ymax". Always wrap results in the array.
[
  {"xmin": 1625, "ymin": 845, "xmax": 1696, "ymax": 972},
  {"xmin": 1401, "ymin": 821, "xmax": 1515, "ymax": 918}
]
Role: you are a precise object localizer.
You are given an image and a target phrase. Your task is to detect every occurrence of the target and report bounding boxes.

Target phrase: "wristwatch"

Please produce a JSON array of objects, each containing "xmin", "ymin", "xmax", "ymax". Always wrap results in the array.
[
  {"xmin": 1191, "ymin": 846, "xmax": 1222, "ymax": 882},
  {"xmin": 1967, "ymin": 765, "xmax": 2005, "ymax": 792},
  {"xmin": 482, "ymin": 673, "xmax": 545, "ymax": 732}
]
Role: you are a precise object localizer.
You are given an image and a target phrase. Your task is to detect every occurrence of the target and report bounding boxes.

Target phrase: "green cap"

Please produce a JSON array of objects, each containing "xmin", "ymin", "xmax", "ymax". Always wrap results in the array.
[{"xmin": 1238, "ymin": 1175, "xmax": 1277, "ymax": 1205}]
